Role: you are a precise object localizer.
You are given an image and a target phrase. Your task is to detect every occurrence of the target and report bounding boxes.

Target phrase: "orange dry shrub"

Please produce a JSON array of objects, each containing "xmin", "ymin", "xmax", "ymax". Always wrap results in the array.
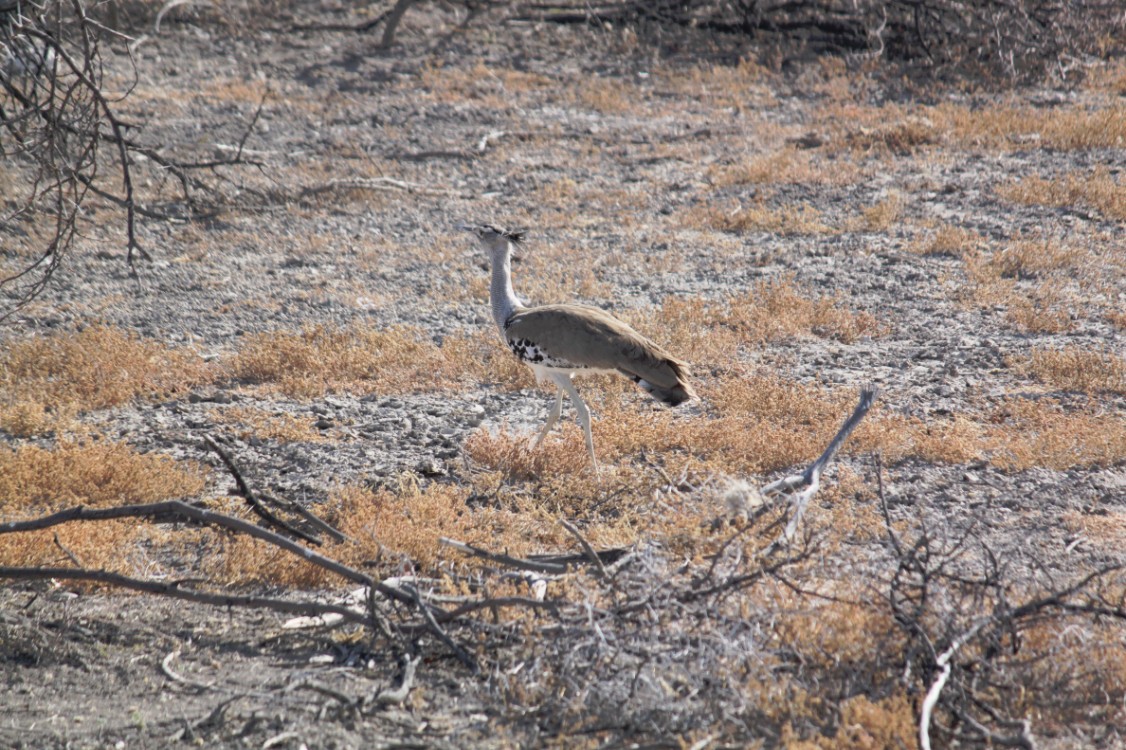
[
  {"xmin": 647, "ymin": 278, "xmax": 884, "ymax": 367},
  {"xmin": 0, "ymin": 440, "xmax": 207, "ymax": 574},
  {"xmin": 997, "ymin": 167, "xmax": 1126, "ymax": 221},
  {"xmin": 906, "ymin": 223, "xmax": 987, "ymax": 257},
  {"xmin": 986, "ymin": 398, "xmax": 1126, "ymax": 471},
  {"xmin": 723, "ymin": 277, "xmax": 884, "ymax": 344},
  {"xmin": 1020, "ymin": 346, "xmax": 1126, "ymax": 395},
  {"xmin": 231, "ymin": 323, "xmax": 451, "ymax": 399},
  {"xmin": 206, "ymin": 478, "xmax": 568, "ymax": 588},
  {"xmin": 440, "ymin": 329, "xmax": 534, "ymax": 390},
  {"xmin": 0, "ymin": 325, "xmax": 214, "ymax": 436},
  {"xmin": 909, "ymin": 415, "xmax": 985, "ymax": 464},
  {"xmin": 0, "ymin": 440, "xmax": 207, "ymax": 513}
]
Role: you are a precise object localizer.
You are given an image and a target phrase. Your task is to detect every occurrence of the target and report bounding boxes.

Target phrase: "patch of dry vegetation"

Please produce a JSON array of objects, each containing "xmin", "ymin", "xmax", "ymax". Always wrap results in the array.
[
  {"xmin": 648, "ymin": 277, "xmax": 885, "ymax": 366},
  {"xmin": 997, "ymin": 167, "xmax": 1126, "ymax": 221},
  {"xmin": 0, "ymin": 325, "xmax": 215, "ymax": 437},
  {"xmin": 987, "ymin": 398, "xmax": 1126, "ymax": 471},
  {"xmin": 1017, "ymin": 346, "xmax": 1126, "ymax": 395},
  {"xmin": 852, "ymin": 191, "xmax": 906, "ymax": 232},
  {"xmin": 816, "ymin": 101, "xmax": 1126, "ymax": 155},
  {"xmin": 656, "ymin": 56, "xmax": 778, "ymax": 112},
  {"xmin": 945, "ymin": 103, "xmax": 1126, "ymax": 150},
  {"xmin": 211, "ymin": 406, "xmax": 330, "ymax": 443},
  {"xmin": 0, "ymin": 440, "xmax": 207, "ymax": 573},
  {"xmin": 683, "ymin": 201, "xmax": 835, "ymax": 235},
  {"xmin": 906, "ymin": 223, "xmax": 987, "ymax": 257},
  {"xmin": 231, "ymin": 324, "xmax": 451, "ymax": 399},
  {"xmin": 0, "ymin": 440, "xmax": 207, "ymax": 514},
  {"xmin": 708, "ymin": 147, "xmax": 863, "ymax": 187},
  {"xmin": 959, "ymin": 237, "xmax": 1094, "ymax": 334}
]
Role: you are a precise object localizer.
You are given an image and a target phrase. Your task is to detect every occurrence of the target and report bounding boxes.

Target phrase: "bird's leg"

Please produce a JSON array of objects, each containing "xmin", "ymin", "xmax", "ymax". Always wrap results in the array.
[
  {"xmin": 532, "ymin": 387, "xmax": 564, "ymax": 449},
  {"xmin": 551, "ymin": 373, "xmax": 599, "ymax": 473}
]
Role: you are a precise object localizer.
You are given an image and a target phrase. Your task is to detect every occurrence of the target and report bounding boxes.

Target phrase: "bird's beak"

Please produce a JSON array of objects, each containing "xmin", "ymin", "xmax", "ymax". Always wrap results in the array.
[{"xmin": 454, "ymin": 222, "xmax": 476, "ymax": 233}]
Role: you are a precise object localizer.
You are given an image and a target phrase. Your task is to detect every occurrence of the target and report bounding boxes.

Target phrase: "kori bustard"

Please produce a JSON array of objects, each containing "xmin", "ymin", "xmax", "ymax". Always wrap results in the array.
[{"xmin": 459, "ymin": 223, "xmax": 696, "ymax": 470}]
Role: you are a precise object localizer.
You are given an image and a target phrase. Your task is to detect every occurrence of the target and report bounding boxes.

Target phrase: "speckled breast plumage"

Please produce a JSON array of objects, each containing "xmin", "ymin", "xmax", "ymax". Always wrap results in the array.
[{"xmin": 506, "ymin": 336, "xmax": 587, "ymax": 370}]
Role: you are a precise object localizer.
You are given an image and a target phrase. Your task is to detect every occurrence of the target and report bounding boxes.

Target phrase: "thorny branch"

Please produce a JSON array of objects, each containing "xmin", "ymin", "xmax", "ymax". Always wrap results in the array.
[{"xmin": 1, "ymin": 0, "xmax": 265, "ymax": 320}]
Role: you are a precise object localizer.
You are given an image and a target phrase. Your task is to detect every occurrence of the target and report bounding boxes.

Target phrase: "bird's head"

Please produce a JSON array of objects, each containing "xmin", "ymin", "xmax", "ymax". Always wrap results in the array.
[{"xmin": 457, "ymin": 222, "xmax": 524, "ymax": 263}]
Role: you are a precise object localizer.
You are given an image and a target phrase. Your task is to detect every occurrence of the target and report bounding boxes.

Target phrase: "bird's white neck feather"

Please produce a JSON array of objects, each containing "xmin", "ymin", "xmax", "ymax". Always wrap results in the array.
[{"xmin": 489, "ymin": 241, "xmax": 523, "ymax": 333}]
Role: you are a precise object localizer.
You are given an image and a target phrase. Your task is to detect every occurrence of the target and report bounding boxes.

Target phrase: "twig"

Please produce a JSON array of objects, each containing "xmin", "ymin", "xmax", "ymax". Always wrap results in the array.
[
  {"xmin": 436, "ymin": 596, "xmax": 556, "ymax": 623},
  {"xmin": 559, "ymin": 519, "xmax": 608, "ymax": 579},
  {"xmin": 203, "ymin": 434, "xmax": 324, "ymax": 546},
  {"xmin": 876, "ymin": 452, "xmax": 903, "ymax": 557},
  {"xmin": 370, "ymin": 652, "xmax": 419, "ymax": 705},
  {"xmin": 403, "ymin": 583, "xmax": 478, "ymax": 674},
  {"xmin": 51, "ymin": 533, "xmax": 82, "ymax": 567},
  {"xmin": 439, "ymin": 537, "xmax": 568, "ymax": 575},
  {"xmin": 284, "ymin": 677, "xmax": 360, "ymax": 709},
  {"xmin": 0, "ymin": 566, "xmax": 373, "ymax": 626},
  {"xmin": 297, "ymin": 177, "xmax": 455, "ymax": 200},
  {"xmin": 161, "ymin": 649, "xmax": 216, "ymax": 690},
  {"xmin": 764, "ymin": 384, "xmax": 879, "ymax": 545},
  {"xmin": 920, "ymin": 617, "xmax": 992, "ymax": 750},
  {"xmin": 259, "ymin": 491, "xmax": 350, "ymax": 545},
  {"xmin": 0, "ymin": 501, "xmax": 414, "ymax": 607}
]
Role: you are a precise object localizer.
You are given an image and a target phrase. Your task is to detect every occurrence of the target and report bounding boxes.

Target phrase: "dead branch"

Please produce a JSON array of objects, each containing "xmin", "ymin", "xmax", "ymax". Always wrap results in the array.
[
  {"xmin": 203, "ymin": 434, "xmax": 326, "ymax": 546},
  {"xmin": 161, "ymin": 649, "xmax": 216, "ymax": 691},
  {"xmin": 764, "ymin": 384, "xmax": 878, "ymax": 544},
  {"xmin": 0, "ymin": 565, "xmax": 372, "ymax": 627},
  {"xmin": 369, "ymin": 652, "xmax": 420, "ymax": 706},
  {"xmin": 0, "ymin": 501, "xmax": 413, "ymax": 606},
  {"xmin": 559, "ymin": 519, "xmax": 608, "ymax": 580},
  {"xmin": 437, "ymin": 595, "xmax": 557, "ymax": 623},
  {"xmin": 402, "ymin": 582, "xmax": 478, "ymax": 673},
  {"xmin": 284, "ymin": 677, "xmax": 361, "ymax": 709},
  {"xmin": 439, "ymin": 536, "xmax": 568, "ymax": 575},
  {"xmin": 2, "ymin": 4, "xmax": 269, "ymax": 318}
]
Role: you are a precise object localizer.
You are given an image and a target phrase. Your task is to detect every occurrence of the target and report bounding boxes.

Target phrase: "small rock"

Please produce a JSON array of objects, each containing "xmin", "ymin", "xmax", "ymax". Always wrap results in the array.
[
  {"xmin": 314, "ymin": 418, "xmax": 334, "ymax": 430},
  {"xmin": 417, "ymin": 458, "xmax": 446, "ymax": 477}
]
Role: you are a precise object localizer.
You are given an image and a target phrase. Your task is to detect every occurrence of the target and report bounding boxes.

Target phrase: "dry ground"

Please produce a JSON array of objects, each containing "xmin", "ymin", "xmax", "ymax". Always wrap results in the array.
[{"xmin": 2, "ymin": 3, "xmax": 1125, "ymax": 748}]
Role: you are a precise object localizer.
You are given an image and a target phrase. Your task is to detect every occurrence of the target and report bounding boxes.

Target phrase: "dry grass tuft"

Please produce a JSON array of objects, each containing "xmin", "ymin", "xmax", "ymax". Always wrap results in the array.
[
  {"xmin": 1063, "ymin": 510, "xmax": 1126, "ymax": 553},
  {"xmin": 1018, "ymin": 346, "xmax": 1126, "ymax": 395},
  {"xmin": 909, "ymin": 415, "xmax": 986, "ymax": 464},
  {"xmin": 907, "ymin": 223, "xmax": 987, "ymax": 257},
  {"xmin": 946, "ymin": 104, "xmax": 1126, "ymax": 150},
  {"xmin": 987, "ymin": 398, "xmax": 1126, "ymax": 471},
  {"xmin": 997, "ymin": 167, "xmax": 1126, "ymax": 221},
  {"xmin": 212, "ymin": 406, "xmax": 330, "ymax": 443},
  {"xmin": 684, "ymin": 202, "xmax": 835, "ymax": 235},
  {"xmin": 1001, "ymin": 286, "xmax": 1075, "ymax": 334},
  {"xmin": 0, "ymin": 325, "xmax": 214, "ymax": 436},
  {"xmin": 440, "ymin": 329, "xmax": 536, "ymax": 390},
  {"xmin": 984, "ymin": 235, "xmax": 1083, "ymax": 279},
  {"xmin": 708, "ymin": 148, "xmax": 862, "ymax": 187},
  {"xmin": 853, "ymin": 191, "xmax": 905, "ymax": 232},
  {"xmin": 0, "ymin": 440, "xmax": 208, "ymax": 578},
  {"xmin": 0, "ymin": 520, "xmax": 140, "ymax": 574},
  {"xmin": 647, "ymin": 278, "xmax": 884, "ymax": 366},
  {"xmin": 0, "ymin": 440, "xmax": 207, "ymax": 514},
  {"xmin": 231, "ymin": 324, "xmax": 451, "ymax": 399},
  {"xmin": 722, "ymin": 277, "xmax": 885, "ymax": 345},
  {"xmin": 844, "ymin": 116, "xmax": 938, "ymax": 155},
  {"xmin": 961, "ymin": 249, "xmax": 1077, "ymax": 334},
  {"xmin": 464, "ymin": 425, "xmax": 593, "ymax": 480}
]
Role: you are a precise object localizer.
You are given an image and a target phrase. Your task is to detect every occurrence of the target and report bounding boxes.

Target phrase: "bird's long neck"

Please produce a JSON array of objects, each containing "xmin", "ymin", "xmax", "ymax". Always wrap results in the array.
[{"xmin": 489, "ymin": 242, "xmax": 523, "ymax": 333}]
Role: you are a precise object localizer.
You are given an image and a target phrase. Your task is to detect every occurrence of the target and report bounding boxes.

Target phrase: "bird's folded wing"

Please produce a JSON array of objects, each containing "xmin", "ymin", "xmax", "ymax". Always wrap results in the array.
[{"xmin": 505, "ymin": 304, "xmax": 688, "ymax": 388}]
